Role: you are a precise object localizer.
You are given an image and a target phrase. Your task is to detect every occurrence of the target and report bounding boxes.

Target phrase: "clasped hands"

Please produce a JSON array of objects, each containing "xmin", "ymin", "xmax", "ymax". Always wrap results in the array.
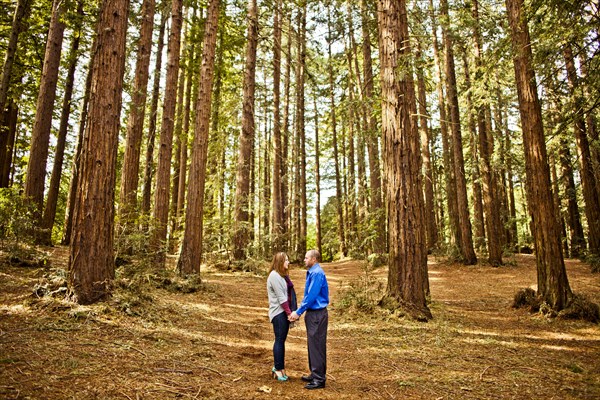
[{"xmin": 288, "ymin": 311, "xmax": 300, "ymax": 322}]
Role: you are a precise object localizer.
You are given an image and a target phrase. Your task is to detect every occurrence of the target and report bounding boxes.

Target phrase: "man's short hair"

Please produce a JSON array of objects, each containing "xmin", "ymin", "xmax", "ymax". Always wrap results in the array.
[{"xmin": 308, "ymin": 249, "xmax": 321, "ymax": 262}]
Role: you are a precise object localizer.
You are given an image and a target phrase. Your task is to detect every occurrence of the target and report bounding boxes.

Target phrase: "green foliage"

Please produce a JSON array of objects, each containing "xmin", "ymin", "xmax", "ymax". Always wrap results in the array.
[
  {"xmin": 335, "ymin": 262, "xmax": 384, "ymax": 314},
  {"xmin": 0, "ymin": 188, "xmax": 47, "ymax": 264}
]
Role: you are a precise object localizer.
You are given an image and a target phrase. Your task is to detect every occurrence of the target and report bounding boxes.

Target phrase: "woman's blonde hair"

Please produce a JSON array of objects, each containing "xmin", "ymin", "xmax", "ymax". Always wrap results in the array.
[{"xmin": 270, "ymin": 252, "xmax": 288, "ymax": 277}]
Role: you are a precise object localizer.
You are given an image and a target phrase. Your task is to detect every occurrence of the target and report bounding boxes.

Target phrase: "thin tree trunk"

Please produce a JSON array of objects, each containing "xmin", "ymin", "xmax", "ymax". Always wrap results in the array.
[
  {"xmin": 472, "ymin": 0, "xmax": 502, "ymax": 266},
  {"xmin": 361, "ymin": 0, "xmax": 384, "ymax": 254},
  {"xmin": 430, "ymin": 0, "xmax": 460, "ymax": 252},
  {"xmin": 377, "ymin": 0, "xmax": 431, "ymax": 321},
  {"xmin": 564, "ymin": 44, "xmax": 600, "ymax": 256},
  {"xmin": 177, "ymin": 0, "xmax": 220, "ymax": 274},
  {"xmin": 232, "ymin": 0, "xmax": 258, "ymax": 261},
  {"xmin": 416, "ymin": 42, "xmax": 437, "ymax": 252},
  {"xmin": 271, "ymin": 0, "xmax": 284, "ymax": 251},
  {"xmin": 24, "ymin": 0, "xmax": 66, "ymax": 218},
  {"xmin": 41, "ymin": 1, "xmax": 84, "ymax": 244},
  {"xmin": 0, "ymin": 0, "xmax": 31, "ymax": 111},
  {"xmin": 550, "ymin": 153, "xmax": 569, "ymax": 258},
  {"xmin": 62, "ymin": 45, "xmax": 95, "ymax": 246},
  {"xmin": 0, "ymin": 103, "xmax": 18, "ymax": 187},
  {"xmin": 152, "ymin": 0, "xmax": 184, "ymax": 266},
  {"xmin": 68, "ymin": 0, "xmax": 130, "ymax": 304},
  {"xmin": 281, "ymin": 11, "xmax": 292, "ymax": 244},
  {"xmin": 141, "ymin": 10, "xmax": 167, "ymax": 216},
  {"xmin": 328, "ymin": 4, "xmax": 346, "ymax": 258},
  {"xmin": 314, "ymin": 94, "xmax": 323, "ymax": 258},
  {"xmin": 440, "ymin": 0, "xmax": 477, "ymax": 265},
  {"xmin": 505, "ymin": 0, "xmax": 572, "ymax": 310},
  {"xmin": 559, "ymin": 138, "xmax": 586, "ymax": 258},
  {"xmin": 119, "ymin": 0, "xmax": 156, "ymax": 224},
  {"xmin": 297, "ymin": 1, "xmax": 307, "ymax": 259}
]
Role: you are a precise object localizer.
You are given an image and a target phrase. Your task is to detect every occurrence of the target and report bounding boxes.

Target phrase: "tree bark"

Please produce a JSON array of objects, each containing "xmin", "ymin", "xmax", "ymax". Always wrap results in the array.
[
  {"xmin": 119, "ymin": 0, "xmax": 156, "ymax": 224},
  {"xmin": 297, "ymin": 1, "xmax": 307, "ymax": 259},
  {"xmin": 24, "ymin": 0, "xmax": 66, "ymax": 218},
  {"xmin": 0, "ymin": 0, "xmax": 31, "ymax": 111},
  {"xmin": 41, "ymin": 1, "xmax": 85, "ymax": 245},
  {"xmin": 141, "ymin": 10, "xmax": 167, "ymax": 216},
  {"xmin": 0, "ymin": 103, "xmax": 18, "ymax": 188},
  {"xmin": 440, "ymin": 0, "xmax": 477, "ymax": 265},
  {"xmin": 328, "ymin": 4, "xmax": 346, "ymax": 258},
  {"xmin": 314, "ymin": 94, "xmax": 323, "ymax": 258},
  {"xmin": 505, "ymin": 0, "xmax": 572, "ymax": 310},
  {"xmin": 232, "ymin": 0, "xmax": 258, "ymax": 261},
  {"xmin": 177, "ymin": 0, "xmax": 219, "ymax": 275},
  {"xmin": 361, "ymin": 0, "xmax": 384, "ymax": 254},
  {"xmin": 563, "ymin": 44, "xmax": 600, "ymax": 256},
  {"xmin": 377, "ymin": 0, "xmax": 431, "ymax": 321},
  {"xmin": 271, "ymin": 0, "xmax": 284, "ymax": 251},
  {"xmin": 152, "ymin": 0, "xmax": 184, "ymax": 267},
  {"xmin": 68, "ymin": 0, "xmax": 130, "ymax": 304}
]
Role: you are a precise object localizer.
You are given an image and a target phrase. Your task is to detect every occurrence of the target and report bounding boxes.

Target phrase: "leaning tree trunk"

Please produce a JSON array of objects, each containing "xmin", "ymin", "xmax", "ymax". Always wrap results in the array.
[
  {"xmin": 232, "ymin": 0, "xmax": 258, "ymax": 261},
  {"xmin": 68, "ymin": 0, "xmax": 130, "ymax": 304},
  {"xmin": 41, "ymin": 1, "xmax": 85, "ymax": 245},
  {"xmin": 152, "ymin": 0, "xmax": 184, "ymax": 267},
  {"xmin": 177, "ymin": 0, "xmax": 220, "ymax": 275},
  {"xmin": 119, "ymin": 0, "xmax": 156, "ymax": 225},
  {"xmin": 505, "ymin": 0, "xmax": 572, "ymax": 311},
  {"xmin": 377, "ymin": 0, "xmax": 431, "ymax": 321},
  {"xmin": 24, "ymin": 0, "xmax": 66, "ymax": 219}
]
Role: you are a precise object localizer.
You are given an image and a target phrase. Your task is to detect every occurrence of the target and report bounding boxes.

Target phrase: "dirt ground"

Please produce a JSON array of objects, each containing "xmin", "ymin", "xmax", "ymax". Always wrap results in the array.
[{"xmin": 1, "ymin": 248, "xmax": 599, "ymax": 399}]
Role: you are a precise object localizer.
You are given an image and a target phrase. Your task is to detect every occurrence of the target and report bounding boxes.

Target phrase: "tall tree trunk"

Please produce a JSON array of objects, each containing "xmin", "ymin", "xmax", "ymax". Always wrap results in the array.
[
  {"xmin": 271, "ymin": 0, "xmax": 284, "ymax": 251},
  {"xmin": 0, "ymin": 103, "xmax": 18, "ymax": 187},
  {"xmin": 559, "ymin": 138, "xmax": 586, "ymax": 258},
  {"xmin": 579, "ymin": 56, "xmax": 600, "ymax": 200},
  {"xmin": 472, "ymin": 0, "xmax": 502, "ymax": 266},
  {"xmin": 416, "ymin": 42, "xmax": 437, "ymax": 252},
  {"xmin": 440, "ymin": 0, "xmax": 477, "ymax": 265},
  {"xmin": 119, "ymin": 0, "xmax": 156, "ymax": 225},
  {"xmin": 505, "ymin": 0, "xmax": 572, "ymax": 310},
  {"xmin": 62, "ymin": 46, "xmax": 95, "ymax": 246},
  {"xmin": 152, "ymin": 0, "xmax": 184, "ymax": 267},
  {"xmin": 563, "ymin": 44, "xmax": 600, "ymax": 256},
  {"xmin": 377, "ymin": 0, "xmax": 431, "ymax": 321},
  {"xmin": 41, "ymin": 1, "xmax": 84, "ymax": 244},
  {"xmin": 141, "ymin": 11, "xmax": 167, "ymax": 216},
  {"xmin": 232, "ymin": 0, "xmax": 258, "ymax": 261},
  {"xmin": 281, "ymin": 11, "xmax": 292, "ymax": 245},
  {"xmin": 297, "ymin": 1, "xmax": 307, "ymax": 259},
  {"xmin": 430, "ymin": 0, "xmax": 460, "ymax": 252},
  {"xmin": 68, "ymin": 0, "xmax": 130, "ymax": 304},
  {"xmin": 328, "ymin": 4, "xmax": 346, "ymax": 257},
  {"xmin": 462, "ymin": 50, "xmax": 486, "ymax": 251},
  {"xmin": 0, "ymin": 0, "xmax": 31, "ymax": 111},
  {"xmin": 314, "ymin": 94, "xmax": 323, "ymax": 258},
  {"xmin": 550, "ymin": 152, "xmax": 569, "ymax": 258},
  {"xmin": 177, "ymin": 0, "xmax": 220, "ymax": 274},
  {"xmin": 24, "ymin": 0, "xmax": 66, "ymax": 218},
  {"xmin": 361, "ymin": 0, "xmax": 384, "ymax": 254}
]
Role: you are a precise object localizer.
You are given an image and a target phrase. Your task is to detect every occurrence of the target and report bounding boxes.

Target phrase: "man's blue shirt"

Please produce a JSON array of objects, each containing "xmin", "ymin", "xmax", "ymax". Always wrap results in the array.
[{"xmin": 296, "ymin": 263, "xmax": 329, "ymax": 315}]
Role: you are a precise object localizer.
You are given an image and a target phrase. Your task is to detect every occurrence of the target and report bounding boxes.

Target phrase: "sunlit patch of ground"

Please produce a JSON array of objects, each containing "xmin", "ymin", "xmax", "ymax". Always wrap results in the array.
[{"xmin": 1, "ymin": 250, "xmax": 599, "ymax": 399}]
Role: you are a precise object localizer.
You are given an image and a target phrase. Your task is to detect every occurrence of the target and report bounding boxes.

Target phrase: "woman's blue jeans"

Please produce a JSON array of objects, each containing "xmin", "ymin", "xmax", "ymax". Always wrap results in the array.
[{"xmin": 271, "ymin": 311, "xmax": 290, "ymax": 370}]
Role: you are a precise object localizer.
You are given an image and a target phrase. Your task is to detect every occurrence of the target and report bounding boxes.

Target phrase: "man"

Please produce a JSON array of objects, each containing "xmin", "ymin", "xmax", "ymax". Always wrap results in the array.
[{"xmin": 289, "ymin": 249, "xmax": 329, "ymax": 390}]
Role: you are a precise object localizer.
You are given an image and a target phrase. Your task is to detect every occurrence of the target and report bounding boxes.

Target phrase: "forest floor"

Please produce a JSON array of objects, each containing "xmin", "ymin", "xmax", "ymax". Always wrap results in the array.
[{"xmin": 1, "ymin": 247, "xmax": 599, "ymax": 400}]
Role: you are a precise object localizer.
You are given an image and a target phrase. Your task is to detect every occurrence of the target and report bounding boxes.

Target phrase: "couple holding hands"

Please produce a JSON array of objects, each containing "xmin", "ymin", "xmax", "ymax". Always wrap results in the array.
[{"xmin": 266, "ymin": 250, "xmax": 329, "ymax": 390}]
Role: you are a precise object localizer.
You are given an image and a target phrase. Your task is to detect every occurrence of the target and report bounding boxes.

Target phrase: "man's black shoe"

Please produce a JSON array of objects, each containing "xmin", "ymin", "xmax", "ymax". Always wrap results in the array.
[
  {"xmin": 301, "ymin": 375, "xmax": 313, "ymax": 382},
  {"xmin": 304, "ymin": 381, "xmax": 325, "ymax": 390}
]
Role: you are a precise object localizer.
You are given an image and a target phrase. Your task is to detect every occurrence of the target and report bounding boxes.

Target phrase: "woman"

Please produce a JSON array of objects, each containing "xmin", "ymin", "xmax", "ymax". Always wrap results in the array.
[{"xmin": 267, "ymin": 252, "xmax": 296, "ymax": 381}]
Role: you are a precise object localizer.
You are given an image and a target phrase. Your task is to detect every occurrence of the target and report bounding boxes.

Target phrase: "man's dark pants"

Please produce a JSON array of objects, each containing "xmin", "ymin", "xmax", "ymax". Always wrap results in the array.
[{"xmin": 305, "ymin": 308, "xmax": 328, "ymax": 384}]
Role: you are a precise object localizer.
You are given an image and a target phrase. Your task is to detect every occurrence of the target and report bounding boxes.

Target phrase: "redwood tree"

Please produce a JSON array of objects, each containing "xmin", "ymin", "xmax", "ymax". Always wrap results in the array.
[
  {"xmin": 177, "ymin": 0, "xmax": 220, "ymax": 275},
  {"xmin": 68, "ymin": 0, "xmax": 130, "ymax": 304},
  {"xmin": 505, "ymin": 0, "xmax": 572, "ymax": 310},
  {"xmin": 377, "ymin": 0, "xmax": 431, "ymax": 321}
]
